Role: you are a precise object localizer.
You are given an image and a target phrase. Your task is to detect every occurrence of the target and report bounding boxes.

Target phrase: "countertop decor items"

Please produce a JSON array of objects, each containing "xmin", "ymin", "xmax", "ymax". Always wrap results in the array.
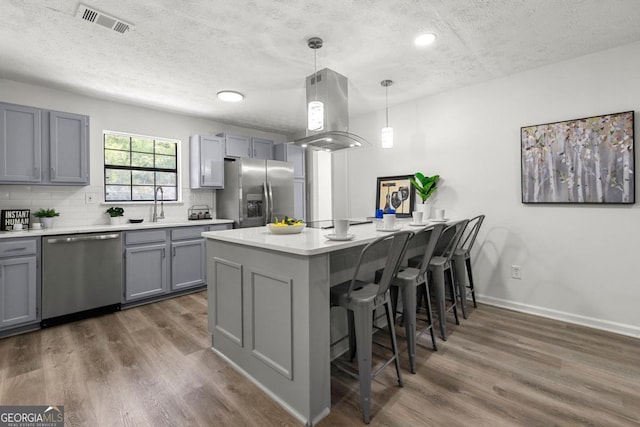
[
  {"xmin": 410, "ymin": 172, "xmax": 440, "ymax": 220},
  {"xmin": 410, "ymin": 172, "xmax": 440, "ymax": 203},
  {"xmin": 0, "ymin": 219, "xmax": 234, "ymax": 240},
  {"xmin": 106, "ymin": 206, "xmax": 125, "ymax": 225},
  {"xmin": 34, "ymin": 208, "xmax": 60, "ymax": 229},
  {"xmin": 376, "ymin": 175, "xmax": 415, "ymax": 217},
  {"xmin": 1, "ymin": 209, "xmax": 30, "ymax": 231}
]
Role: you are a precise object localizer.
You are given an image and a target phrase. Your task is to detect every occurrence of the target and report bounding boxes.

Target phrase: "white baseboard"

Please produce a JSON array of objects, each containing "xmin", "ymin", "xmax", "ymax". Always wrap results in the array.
[{"xmin": 477, "ymin": 294, "xmax": 640, "ymax": 339}]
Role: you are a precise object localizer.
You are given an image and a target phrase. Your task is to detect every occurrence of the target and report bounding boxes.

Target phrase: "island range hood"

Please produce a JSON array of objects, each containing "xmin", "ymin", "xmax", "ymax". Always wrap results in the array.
[{"xmin": 291, "ymin": 68, "xmax": 369, "ymax": 151}]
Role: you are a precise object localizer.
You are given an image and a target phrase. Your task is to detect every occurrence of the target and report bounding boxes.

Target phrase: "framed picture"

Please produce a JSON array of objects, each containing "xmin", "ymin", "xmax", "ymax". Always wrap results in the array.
[
  {"xmin": 376, "ymin": 175, "xmax": 415, "ymax": 217},
  {"xmin": 1, "ymin": 209, "xmax": 30, "ymax": 231},
  {"xmin": 521, "ymin": 111, "xmax": 635, "ymax": 204}
]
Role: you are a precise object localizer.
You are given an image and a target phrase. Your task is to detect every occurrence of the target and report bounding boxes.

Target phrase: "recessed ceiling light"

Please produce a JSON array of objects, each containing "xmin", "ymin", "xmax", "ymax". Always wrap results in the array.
[
  {"xmin": 414, "ymin": 33, "xmax": 436, "ymax": 47},
  {"xmin": 217, "ymin": 91, "xmax": 244, "ymax": 102}
]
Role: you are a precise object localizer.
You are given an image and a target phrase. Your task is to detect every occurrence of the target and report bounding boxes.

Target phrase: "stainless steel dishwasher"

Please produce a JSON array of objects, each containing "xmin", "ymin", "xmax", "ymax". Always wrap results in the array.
[{"xmin": 42, "ymin": 232, "xmax": 123, "ymax": 327}]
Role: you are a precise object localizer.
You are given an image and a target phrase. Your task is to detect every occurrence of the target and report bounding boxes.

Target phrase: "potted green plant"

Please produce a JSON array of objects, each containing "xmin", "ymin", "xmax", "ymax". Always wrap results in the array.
[
  {"xmin": 34, "ymin": 208, "xmax": 60, "ymax": 229},
  {"xmin": 106, "ymin": 206, "xmax": 125, "ymax": 225},
  {"xmin": 409, "ymin": 172, "xmax": 440, "ymax": 220}
]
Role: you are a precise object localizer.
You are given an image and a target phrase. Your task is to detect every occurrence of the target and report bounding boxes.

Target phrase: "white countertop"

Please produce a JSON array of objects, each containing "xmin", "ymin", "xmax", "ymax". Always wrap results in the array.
[
  {"xmin": 202, "ymin": 219, "xmax": 449, "ymax": 256},
  {"xmin": 0, "ymin": 219, "xmax": 234, "ymax": 239}
]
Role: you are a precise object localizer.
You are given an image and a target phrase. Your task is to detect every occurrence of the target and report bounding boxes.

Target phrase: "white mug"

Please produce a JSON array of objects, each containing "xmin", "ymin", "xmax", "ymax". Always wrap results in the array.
[
  {"xmin": 383, "ymin": 213, "xmax": 396, "ymax": 230},
  {"xmin": 333, "ymin": 219, "xmax": 349, "ymax": 237},
  {"xmin": 31, "ymin": 223, "xmax": 42, "ymax": 230},
  {"xmin": 435, "ymin": 209, "xmax": 445, "ymax": 220},
  {"xmin": 12, "ymin": 223, "xmax": 23, "ymax": 231},
  {"xmin": 411, "ymin": 211, "xmax": 423, "ymax": 224}
]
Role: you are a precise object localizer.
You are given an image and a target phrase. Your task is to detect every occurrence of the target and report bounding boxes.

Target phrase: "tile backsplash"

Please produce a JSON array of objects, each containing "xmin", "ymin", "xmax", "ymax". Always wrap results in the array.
[{"xmin": 0, "ymin": 185, "xmax": 216, "ymax": 227}]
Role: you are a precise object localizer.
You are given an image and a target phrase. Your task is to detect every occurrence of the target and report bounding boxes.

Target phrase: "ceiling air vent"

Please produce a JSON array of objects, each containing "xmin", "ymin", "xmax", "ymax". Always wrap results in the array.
[{"xmin": 76, "ymin": 4, "xmax": 133, "ymax": 34}]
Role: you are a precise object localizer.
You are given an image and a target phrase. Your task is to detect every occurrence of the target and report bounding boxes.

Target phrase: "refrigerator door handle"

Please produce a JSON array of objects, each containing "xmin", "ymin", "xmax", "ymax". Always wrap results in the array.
[
  {"xmin": 263, "ymin": 181, "xmax": 270, "ymax": 225},
  {"xmin": 268, "ymin": 181, "xmax": 274, "ymax": 224}
]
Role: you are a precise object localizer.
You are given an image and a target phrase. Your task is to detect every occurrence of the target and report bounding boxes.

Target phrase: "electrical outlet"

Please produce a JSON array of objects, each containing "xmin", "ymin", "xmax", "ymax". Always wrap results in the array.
[
  {"xmin": 85, "ymin": 193, "xmax": 96, "ymax": 204},
  {"xmin": 511, "ymin": 265, "xmax": 522, "ymax": 280}
]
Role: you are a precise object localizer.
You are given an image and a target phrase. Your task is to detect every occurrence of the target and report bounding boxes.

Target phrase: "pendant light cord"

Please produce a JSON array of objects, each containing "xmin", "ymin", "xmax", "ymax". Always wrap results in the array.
[
  {"xmin": 385, "ymin": 84, "xmax": 389, "ymax": 127},
  {"xmin": 314, "ymin": 48, "xmax": 318, "ymax": 102}
]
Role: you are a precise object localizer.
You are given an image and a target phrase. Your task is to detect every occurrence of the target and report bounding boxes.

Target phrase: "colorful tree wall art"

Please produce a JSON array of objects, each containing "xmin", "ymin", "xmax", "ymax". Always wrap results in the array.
[{"xmin": 521, "ymin": 111, "xmax": 634, "ymax": 204}]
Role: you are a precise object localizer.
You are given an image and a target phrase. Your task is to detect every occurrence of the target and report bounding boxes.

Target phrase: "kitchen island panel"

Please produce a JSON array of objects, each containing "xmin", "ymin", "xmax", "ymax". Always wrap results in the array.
[{"xmin": 206, "ymin": 238, "xmax": 331, "ymax": 425}]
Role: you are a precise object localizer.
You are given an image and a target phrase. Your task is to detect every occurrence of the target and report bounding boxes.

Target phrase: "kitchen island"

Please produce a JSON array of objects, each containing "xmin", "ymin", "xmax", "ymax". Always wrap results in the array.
[{"xmin": 202, "ymin": 221, "xmax": 417, "ymax": 425}]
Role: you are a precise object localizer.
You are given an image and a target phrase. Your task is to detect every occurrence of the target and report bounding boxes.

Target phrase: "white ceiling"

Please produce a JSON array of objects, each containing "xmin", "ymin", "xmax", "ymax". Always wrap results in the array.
[{"xmin": 2, "ymin": 0, "xmax": 640, "ymax": 136}]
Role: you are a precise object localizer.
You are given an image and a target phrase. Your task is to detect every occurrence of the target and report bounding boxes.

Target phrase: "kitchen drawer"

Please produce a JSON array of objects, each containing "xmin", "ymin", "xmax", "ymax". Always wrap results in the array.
[
  {"xmin": 125, "ymin": 230, "xmax": 167, "ymax": 245},
  {"xmin": 208, "ymin": 224, "xmax": 232, "ymax": 231},
  {"xmin": 171, "ymin": 226, "xmax": 206, "ymax": 241},
  {"xmin": 0, "ymin": 239, "xmax": 37, "ymax": 257}
]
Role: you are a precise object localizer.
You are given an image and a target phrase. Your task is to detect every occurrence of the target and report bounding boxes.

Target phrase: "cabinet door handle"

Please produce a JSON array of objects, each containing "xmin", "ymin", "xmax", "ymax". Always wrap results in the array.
[
  {"xmin": 162, "ymin": 248, "xmax": 166, "ymax": 258},
  {"xmin": 172, "ymin": 247, "xmax": 176, "ymax": 257},
  {"xmin": 248, "ymin": 146, "xmax": 251, "ymax": 156},
  {"xmin": 51, "ymin": 167, "xmax": 56, "ymax": 179},
  {"xmin": 202, "ymin": 174, "xmax": 205, "ymax": 184}
]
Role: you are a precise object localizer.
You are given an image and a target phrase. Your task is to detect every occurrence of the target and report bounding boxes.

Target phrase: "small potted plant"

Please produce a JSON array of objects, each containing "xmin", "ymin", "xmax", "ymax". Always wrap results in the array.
[
  {"xmin": 34, "ymin": 208, "xmax": 60, "ymax": 229},
  {"xmin": 106, "ymin": 206, "xmax": 125, "ymax": 225},
  {"xmin": 409, "ymin": 172, "xmax": 440, "ymax": 219}
]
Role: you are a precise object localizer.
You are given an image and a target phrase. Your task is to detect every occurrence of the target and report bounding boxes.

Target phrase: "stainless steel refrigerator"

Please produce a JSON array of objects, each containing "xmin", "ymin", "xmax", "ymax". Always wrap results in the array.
[{"xmin": 217, "ymin": 158, "xmax": 294, "ymax": 228}]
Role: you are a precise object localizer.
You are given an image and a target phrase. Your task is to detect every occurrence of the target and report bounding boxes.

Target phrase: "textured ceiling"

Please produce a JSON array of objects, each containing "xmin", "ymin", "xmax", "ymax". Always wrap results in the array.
[{"xmin": 2, "ymin": 0, "xmax": 640, "ymax": 136}]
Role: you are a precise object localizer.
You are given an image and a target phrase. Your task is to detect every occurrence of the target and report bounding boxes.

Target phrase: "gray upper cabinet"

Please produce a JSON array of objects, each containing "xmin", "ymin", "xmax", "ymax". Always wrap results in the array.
[
  {"xmin": 218, "ymin": 133, "xmax": 274, "ymax": 160},
  {"xmin": 49, "ymin": 111, "xmax": 89, "ymax": 184},
  {"xmin": 0, "ymin": 102, "xmax": 90, "ymax": 186},
  {"xmin": 275, "ymin": 143, "xmax": 306, "ymax": 221},
  {"xmin": 190, "ymin": 134, "xmax": 225, "ymax": 189},
  {"xmin": 274, "ymin": 143, "xmax": 305, "ymax": 179},
  {"xmin": 251, "ymin": 137, "xmax": 274, "ymax": 160},
  {"xmin": 219, "ymin": 133, "xmax": 251, "ymax": 158},
  {"xmin": 0, "ymin": 103, "xmax": 42, "ymax": 182}
]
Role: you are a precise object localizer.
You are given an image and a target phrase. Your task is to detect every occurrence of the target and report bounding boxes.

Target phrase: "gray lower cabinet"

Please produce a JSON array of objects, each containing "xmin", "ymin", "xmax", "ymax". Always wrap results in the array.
[
  {"xmin": 124, "ymin": 224, "xmax": 231, "ymax": 303},
  {"xmin": 0, "ymin": 102, "xmax": 90, "ymax": 185},
  {"xmin": 170, "ymin": 226, "xmax": 206, "ymax": 290},
  {"xmin": 0, "ymin": 239, "xmax": 39, "ymax": 330},
  {"xmin": 124, "ymin": 230, "xmax": 169, "ymax": 302}
]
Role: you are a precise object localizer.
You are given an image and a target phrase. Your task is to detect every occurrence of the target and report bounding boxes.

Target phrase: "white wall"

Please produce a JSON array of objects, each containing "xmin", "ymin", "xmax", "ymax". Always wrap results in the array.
[
  {"xmin": 0, "ymin": 79, "xmax": 287, "ymax": 226},
  {"xmin": 343, "ymin": 41, "xmax": 640, "ymax": 337}
]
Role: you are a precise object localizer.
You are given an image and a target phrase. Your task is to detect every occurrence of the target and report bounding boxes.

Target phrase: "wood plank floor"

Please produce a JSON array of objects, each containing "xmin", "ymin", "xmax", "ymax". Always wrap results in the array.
[{"xmin": 0, "ymin": 291, "xmax": 638, "ymax": 426}]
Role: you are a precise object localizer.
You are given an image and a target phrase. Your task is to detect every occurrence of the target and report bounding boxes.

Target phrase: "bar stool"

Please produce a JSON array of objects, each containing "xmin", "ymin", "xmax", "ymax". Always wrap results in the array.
[
  {"xmin": 453, "ymin": 214, "xmax": 485, "ymax": 318},
  {"xmin": 425, "ymin": 219, "xmax": 469, "ymax": 340},
  {"xmin": 330, "ymin": 230, "xmax": 413, "ymax": 424},
  {"xmin": 389, "ymin": 223, "xmax": 444, "ymax": 373}
]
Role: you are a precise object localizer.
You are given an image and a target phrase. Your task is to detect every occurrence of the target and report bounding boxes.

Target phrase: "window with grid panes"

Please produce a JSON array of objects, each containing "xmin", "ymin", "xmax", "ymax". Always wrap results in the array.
[{"xmin": 104, "ymin": 132, "xmax": 179, "ymax": 202}]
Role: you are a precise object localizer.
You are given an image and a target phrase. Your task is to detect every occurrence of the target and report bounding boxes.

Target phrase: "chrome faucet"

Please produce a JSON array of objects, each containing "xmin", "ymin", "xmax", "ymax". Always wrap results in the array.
[{"xmin": 152, "ymin": 186, "xmax": 165, "ymax": 222}]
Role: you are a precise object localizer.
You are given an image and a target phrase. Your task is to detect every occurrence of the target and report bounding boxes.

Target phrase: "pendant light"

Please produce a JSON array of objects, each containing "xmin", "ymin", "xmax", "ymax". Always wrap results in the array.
[
  {"xmin": 381, "ymin": 79, "xmax": 394, "ymax": 148},
  {"xmin": 307, "ymin": 37, "xmax": 324, "ymax": 132}
]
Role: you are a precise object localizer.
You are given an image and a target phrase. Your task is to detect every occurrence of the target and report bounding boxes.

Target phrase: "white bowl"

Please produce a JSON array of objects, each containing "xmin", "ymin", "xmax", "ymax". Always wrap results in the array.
[{"xmin": 267, "ymin": 223, "xmax": 305, "ymax": 234}]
